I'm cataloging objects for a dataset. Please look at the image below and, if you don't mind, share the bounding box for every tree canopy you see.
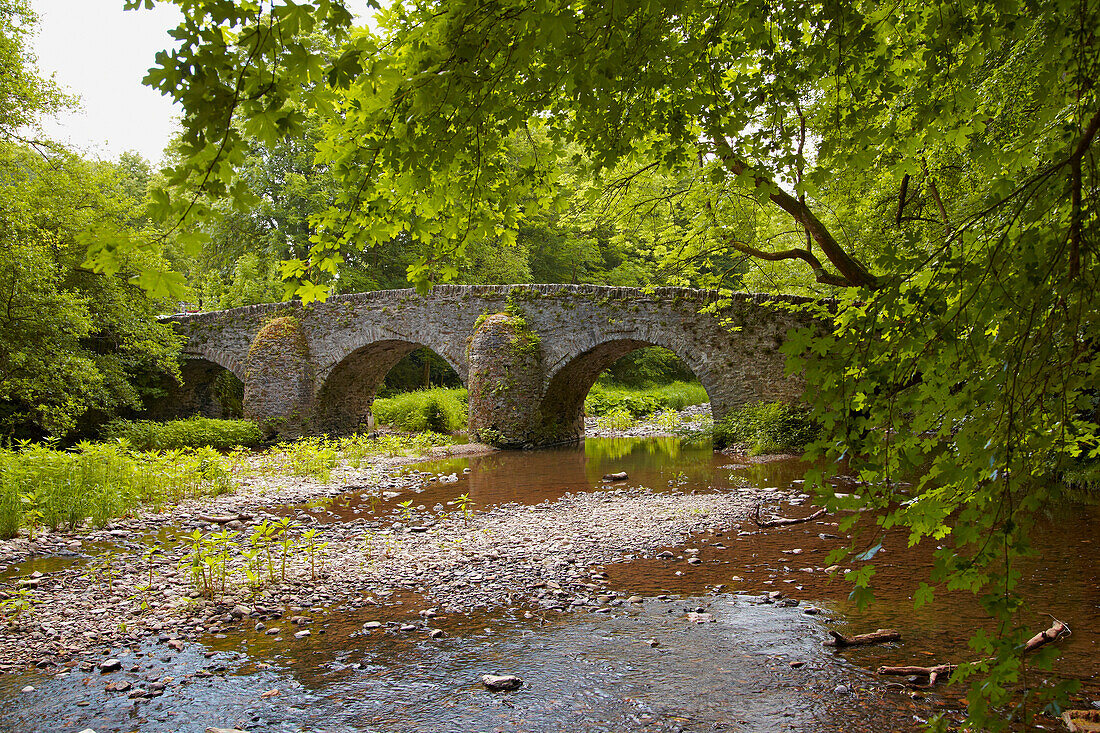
[83,0,1100,724]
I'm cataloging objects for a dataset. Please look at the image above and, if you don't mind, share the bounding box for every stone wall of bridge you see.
[161,284,815,446]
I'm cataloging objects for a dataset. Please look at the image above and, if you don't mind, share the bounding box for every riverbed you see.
[0,436,1096,732]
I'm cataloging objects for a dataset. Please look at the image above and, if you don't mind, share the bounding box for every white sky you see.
[29,0,373,164]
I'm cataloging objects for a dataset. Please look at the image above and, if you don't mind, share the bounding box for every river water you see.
[0,437,1096,732]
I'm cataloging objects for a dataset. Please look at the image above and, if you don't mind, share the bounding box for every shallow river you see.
[0,437,1096,732]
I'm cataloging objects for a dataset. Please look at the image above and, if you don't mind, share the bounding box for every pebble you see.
[20,685,34,693]
[834,684,850,695]
[294,630,311,638]
[98,659,122,673]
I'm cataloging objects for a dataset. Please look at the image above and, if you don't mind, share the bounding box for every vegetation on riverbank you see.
[0,441,234,539]
[101,417,263,451]
[0,432,453,541]
[371,387,468,433]
[713,402,821,455]
[585,381,708,418]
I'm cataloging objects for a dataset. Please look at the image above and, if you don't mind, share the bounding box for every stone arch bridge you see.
[159,284,813,447]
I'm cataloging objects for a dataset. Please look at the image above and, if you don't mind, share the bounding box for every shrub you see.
[101,417,262,451]
[371,387,468,433]
[0,441,234,539]
[585,381,709,417]
[713,401,820,455]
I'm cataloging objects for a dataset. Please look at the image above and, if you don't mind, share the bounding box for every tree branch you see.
[709,133,879,288]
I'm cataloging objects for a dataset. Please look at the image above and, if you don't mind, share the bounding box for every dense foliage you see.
[0,440,233,539]
[370,387,468,433]
[100,417,263,451]
[0,3,184,439]
[584,382,709,418]
[712,401,820,455]
[137,0,1099,725]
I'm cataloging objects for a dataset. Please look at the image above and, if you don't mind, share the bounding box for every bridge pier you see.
[242,316,315,436]
[467,312,564,447]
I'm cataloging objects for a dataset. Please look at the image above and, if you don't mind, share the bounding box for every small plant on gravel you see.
[181,529,211,597]
[241,547,265,594]
[652,409,682,432]
[596,409,635,431]
[301,528,328,580]
[0,588,36,625]
[249,519,279,583]
[142,545,164,587]
[455,493,476,523]
[275,517,299,581]
[210,528,239,595]
[397,499,415,521]
[85,550,121,592]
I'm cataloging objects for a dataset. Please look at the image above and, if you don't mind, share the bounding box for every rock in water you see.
[481,674,523,691]
[602,472,628,482]
[206,728,248,733]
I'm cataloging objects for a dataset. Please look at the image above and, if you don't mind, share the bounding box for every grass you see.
[0,430,455,540]
[101,417,262,451]
[712,401,820,455]
[0,440,235,539]
[585,381,709,418]
[371,387,468,433]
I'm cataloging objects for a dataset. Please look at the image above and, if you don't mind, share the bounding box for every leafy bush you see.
[0,441,234,539]
[713,401,820,455]
[585,381,709,417]
[101,417,262,451]
[371,387,468,433]
[595,409,636,431]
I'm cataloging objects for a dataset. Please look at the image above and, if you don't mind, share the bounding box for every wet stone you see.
[481,674,523,691]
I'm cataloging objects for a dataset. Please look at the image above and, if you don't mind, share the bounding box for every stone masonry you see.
[160,284,815,446]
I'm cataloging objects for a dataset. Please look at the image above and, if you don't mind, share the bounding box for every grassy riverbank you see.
[0,431,453,540]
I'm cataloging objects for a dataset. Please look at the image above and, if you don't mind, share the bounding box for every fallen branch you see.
[876,619,1070,686]
[753,504,827,528]
[198,513,254,524]
[878,663,958,686]
[824,628,902,647]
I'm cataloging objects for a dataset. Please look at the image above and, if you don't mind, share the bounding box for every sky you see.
[28,0,372,164]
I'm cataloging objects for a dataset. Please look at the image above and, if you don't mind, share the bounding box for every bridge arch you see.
[312,338,466,434]
[539,335,720,443]
[146,356,244,421]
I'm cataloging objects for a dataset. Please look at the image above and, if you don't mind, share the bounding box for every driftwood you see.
[876,619,1070,687]
[1062,709,1100,733]
[602,472,629,482]
[824,628,902,648]
[878,663,958,686]
[753,504,827,528]
[198,513,253,524]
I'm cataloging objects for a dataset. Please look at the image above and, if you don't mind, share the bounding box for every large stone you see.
[481,673,523,691]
